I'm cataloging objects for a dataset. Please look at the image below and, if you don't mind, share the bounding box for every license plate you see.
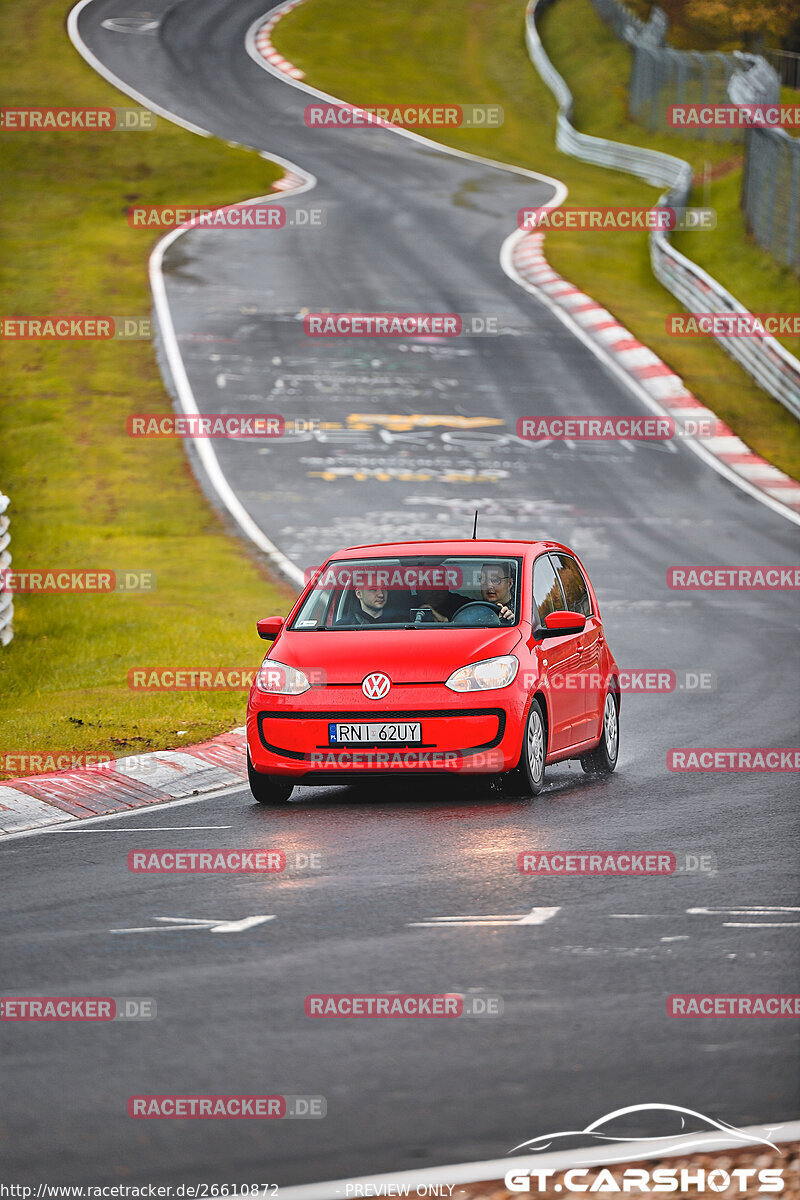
[328,722,422,745]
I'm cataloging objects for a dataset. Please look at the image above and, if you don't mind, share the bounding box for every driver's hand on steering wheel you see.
[498,604,514,621]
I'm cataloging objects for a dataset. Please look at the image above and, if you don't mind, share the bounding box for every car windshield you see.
[290,555,522,630]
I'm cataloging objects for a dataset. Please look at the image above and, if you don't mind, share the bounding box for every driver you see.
[480,562,515,622]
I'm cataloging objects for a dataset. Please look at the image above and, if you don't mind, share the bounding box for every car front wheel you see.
[580,691,619,775]
[505,697,547,797]
[247,751,294,804]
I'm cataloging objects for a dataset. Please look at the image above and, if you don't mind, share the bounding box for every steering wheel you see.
[451,601,503,627]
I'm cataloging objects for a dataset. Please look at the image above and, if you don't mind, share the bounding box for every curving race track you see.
[1,0,798,1188]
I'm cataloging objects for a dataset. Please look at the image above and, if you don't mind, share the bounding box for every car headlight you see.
[445,655,519,693]
[255,661,310,695]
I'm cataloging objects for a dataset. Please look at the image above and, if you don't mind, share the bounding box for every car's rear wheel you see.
[580,691,619,775]
[505,697,547,796]
[247,751,294,804]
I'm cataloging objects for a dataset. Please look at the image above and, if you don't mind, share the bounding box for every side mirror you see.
[534,610,587,639]
[257,616,284,641]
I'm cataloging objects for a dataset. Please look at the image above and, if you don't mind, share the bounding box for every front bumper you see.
[246,685,526,778]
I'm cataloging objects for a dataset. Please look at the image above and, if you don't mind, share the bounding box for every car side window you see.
[551,553,592,616]
[532,554,565,626]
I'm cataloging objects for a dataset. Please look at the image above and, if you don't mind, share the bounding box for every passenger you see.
[351,585,388,625]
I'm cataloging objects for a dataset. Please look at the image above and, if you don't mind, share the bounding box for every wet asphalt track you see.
[1,0,798,1188]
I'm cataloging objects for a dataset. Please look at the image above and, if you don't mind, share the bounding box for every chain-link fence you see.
[766,48,800,91]
[0,492,12,646]
[589,0,798,276]
[590,0,779,137]
[742,128,800,273]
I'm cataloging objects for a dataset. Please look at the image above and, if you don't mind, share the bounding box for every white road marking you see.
[46,825,233,832]
[110,915,275,934]
[408,906,560,928]
[724,922,800,928]
[0,782,249,845]
[688,906,800,914]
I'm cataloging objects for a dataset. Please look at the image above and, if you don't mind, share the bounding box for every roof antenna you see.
[472,509,479,540]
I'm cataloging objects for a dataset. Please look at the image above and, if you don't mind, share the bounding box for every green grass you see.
[0,0,296,774]
[274,0,800,479]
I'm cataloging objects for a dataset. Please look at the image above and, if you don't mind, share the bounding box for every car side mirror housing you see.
[257,616,284,641]
[534,610,587,639]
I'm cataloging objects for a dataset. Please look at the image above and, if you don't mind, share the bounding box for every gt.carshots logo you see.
[504,1105,788,1193]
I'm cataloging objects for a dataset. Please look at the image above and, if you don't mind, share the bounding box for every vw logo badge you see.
[362,672,391,700]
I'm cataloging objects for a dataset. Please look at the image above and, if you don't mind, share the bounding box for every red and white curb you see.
[510,231,800,516]
[252,0,305,79]
[0,728,248,835]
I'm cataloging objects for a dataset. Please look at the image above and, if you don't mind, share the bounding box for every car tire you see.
[506,697,547,797]
[580,690,619,775]
[247,751,294,804]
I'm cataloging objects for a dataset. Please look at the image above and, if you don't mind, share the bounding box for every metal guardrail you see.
[0,492,13,646]
[525,0,800,421]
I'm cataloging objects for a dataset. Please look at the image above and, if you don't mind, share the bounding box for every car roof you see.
[329,539,568,560]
